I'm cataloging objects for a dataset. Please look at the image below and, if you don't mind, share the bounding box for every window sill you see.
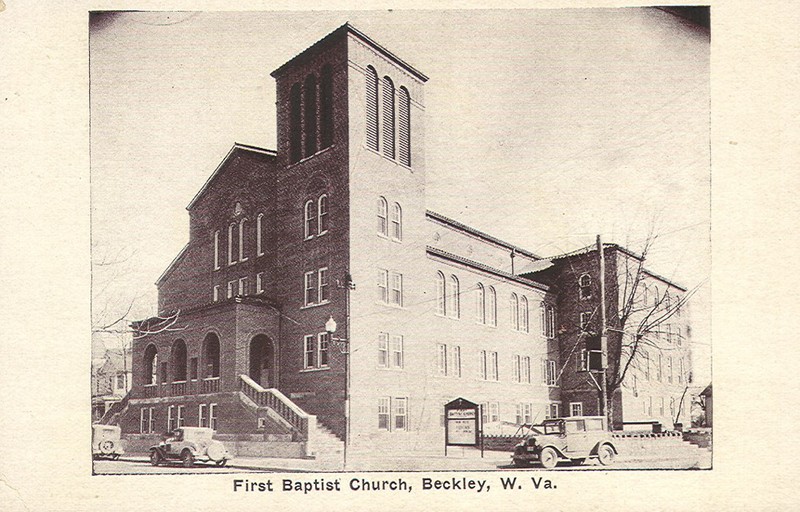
[363,145,413,172]
[301,300,330,310]
[300,367,331,373]
[377,366,405,372]
[376,302,405,310]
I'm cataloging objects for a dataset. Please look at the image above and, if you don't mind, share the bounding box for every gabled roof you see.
[543,243,688,291]
[186,143,276,211]
[156,243,188,286]
[426,210,542,260]
[271,22,429,82]
[427,246,549,292]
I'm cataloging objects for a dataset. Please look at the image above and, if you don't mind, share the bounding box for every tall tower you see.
[270,24,428,444]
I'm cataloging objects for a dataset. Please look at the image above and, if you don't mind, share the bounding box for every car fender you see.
[538,443,568,459]
[149,445,167,457]
[591,441,617,455]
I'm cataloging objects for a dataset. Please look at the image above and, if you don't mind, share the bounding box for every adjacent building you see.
[106,23,693,455]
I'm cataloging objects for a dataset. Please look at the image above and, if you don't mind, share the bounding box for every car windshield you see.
[543,421,563,435]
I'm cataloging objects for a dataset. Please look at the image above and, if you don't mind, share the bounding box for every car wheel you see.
[100,440,114,454]
[215,459,227,467]
[539,447,559,469]
[150,450,161,466]
[513,458,532,468]
[597,444,615,466]
[181,450,194,468]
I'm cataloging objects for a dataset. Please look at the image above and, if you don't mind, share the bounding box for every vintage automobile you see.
[92,424,125,460]
[149,427,230,467]
[512,416,617,468]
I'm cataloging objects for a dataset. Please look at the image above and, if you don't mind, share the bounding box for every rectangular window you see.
[213,230,220,270]
[189,358,198,381]
[516,404,523,425]
[546,360,556,386]
[481,403,488,425]
[547,305,556,338]
[489,351,499,381]
[198,404,208,428]
[256,272,264,294]
[378,397,390,430]
[209,403,218,430]
[304,335,315,369]
[437,344,447,376]
[378,333,389,367]
[239,219,247,262]
[391,335,403,368]
[548,403,560,419]
[659,397,665,416]
[238,277,248,296]
[643,351,650,380]
[116,373,125,389]
[524,403,532,424]
[668,357,673,383]
[147,407,155,433]
[570,402,583,416]
[678,358,684,384]
[677,327,682,346]
[522,356,531,383]
[394,398,408,431]
[648,396,652,417]
[513,355,521,382]
[257,214,264,256]
[213,285,221,302]
[540,303,547,336]
[390,272,403,306]
[489,402,499,422]
[140,408,148,433]
[227,280,235,299]
[450,345,461,378]
[177,405,185,427]
[657,354,662,382]
[167,405,176,431]
[318,333,329,368]
[580,311,592,331]
[479,350,487,380]
[578,349,588,372]
[318,268,329,303]
[304,271,316,306]
[378,269,389,303]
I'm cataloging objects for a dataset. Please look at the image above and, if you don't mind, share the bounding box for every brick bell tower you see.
[269,24,429,445]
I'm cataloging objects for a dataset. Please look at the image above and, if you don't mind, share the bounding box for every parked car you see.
[149,427,230,467]
[92,424,125,460]
[512,416,617,468]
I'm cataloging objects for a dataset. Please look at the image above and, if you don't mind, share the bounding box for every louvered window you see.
[398,86,411,166]
[382,76,395,158]
[365,66,379,151]
[289,84,302,164]
[303,74,318,158]
[320,65,334,149]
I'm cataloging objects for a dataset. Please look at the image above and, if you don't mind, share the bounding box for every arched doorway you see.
[203,333,220,379]
[249,335,274,388]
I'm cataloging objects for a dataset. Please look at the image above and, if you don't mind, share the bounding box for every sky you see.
[89,9,710,382]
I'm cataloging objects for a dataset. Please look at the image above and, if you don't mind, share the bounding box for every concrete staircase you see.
[312,423,344,456]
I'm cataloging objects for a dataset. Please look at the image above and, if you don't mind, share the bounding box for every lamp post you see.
[325,315,349,468]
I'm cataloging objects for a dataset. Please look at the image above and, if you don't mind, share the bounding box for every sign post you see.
[444,398,482,458]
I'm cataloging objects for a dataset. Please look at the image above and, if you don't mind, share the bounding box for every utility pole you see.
[597,235,609,428]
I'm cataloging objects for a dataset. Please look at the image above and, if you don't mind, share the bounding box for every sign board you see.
[444,397,480,447]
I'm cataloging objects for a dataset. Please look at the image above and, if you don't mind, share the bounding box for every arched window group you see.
[304,194,329,239]
[474,283,497,326]
[217,213,265,269]
[436,272,460,318]
[142,335,221,387]
[289,65,335,165]
[377,196,402,241]
[509,293,530,332]
[365,66,411,166]
[540,302,555,338]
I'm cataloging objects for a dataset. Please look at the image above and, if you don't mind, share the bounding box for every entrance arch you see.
[249,335,274,388]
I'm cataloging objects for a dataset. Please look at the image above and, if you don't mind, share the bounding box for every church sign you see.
[444,398,483,456]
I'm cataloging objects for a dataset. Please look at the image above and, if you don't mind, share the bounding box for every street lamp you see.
[325,315,349,467]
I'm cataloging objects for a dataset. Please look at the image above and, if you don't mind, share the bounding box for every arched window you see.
[540,302,546,336]
[289,83,302,164]
[475,283,486,324]
[510,293,519,330]
[391,202,402,241]
[204,333,220,379]
[144,344,158,385]
[213,230,220,270]
[398,86,411,166]
[382,76,395,158]
[653,286,660,308]
[520,295,529,332]
[487,286,497,326]
[377,196,388,236]
[320,64,334,149]
[579,273,592,299]
[365,66,379,151]
[239,217,248,262]
[171,340,187,382]
[304,200,316,239]
[436,271,446,316]
[303,73,318,158]
[227,222,237,265]
[256,213,264,256]
[448,275,460,318]
[318,194,328,235]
